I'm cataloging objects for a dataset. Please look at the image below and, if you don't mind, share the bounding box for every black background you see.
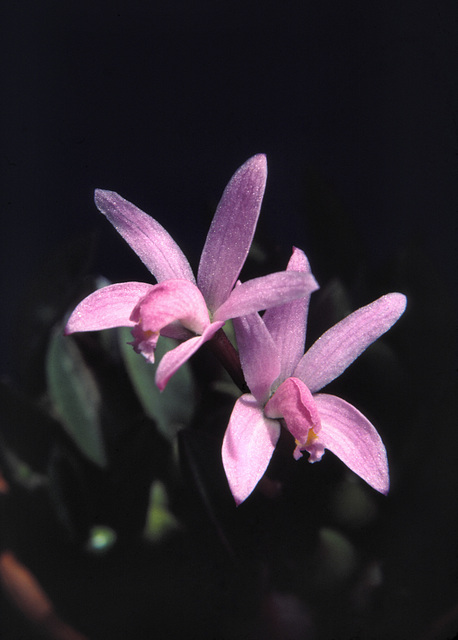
[1,0,456,373]
[1,2,457,639]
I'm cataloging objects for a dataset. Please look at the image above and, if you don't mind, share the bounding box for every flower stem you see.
[208,328,248,393]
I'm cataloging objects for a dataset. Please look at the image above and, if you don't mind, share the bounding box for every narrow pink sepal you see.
[313,393,389,494]
[294,293,407,393]
[94,189,195,284]
[265,377,321,444]
[197,155,267,312]
[263,248,317,381]
[213,271,319,323]
[233,313,281,404]
[130,279,210,336]
[222,394,280,505]
[64,282,153,334]
[155,321,224,391]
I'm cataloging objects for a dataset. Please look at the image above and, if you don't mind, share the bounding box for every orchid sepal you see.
[65,282,154,334]
[94,189,195,284]
[197,154,267,313]
[222,394,281,506]
[294,292,407,393]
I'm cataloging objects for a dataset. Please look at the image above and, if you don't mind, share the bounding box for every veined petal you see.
[64,282,153,334]
[94,189,195,284]
[155,321,224,391]
[213,271,318,322]
[197,155,267,312]
[263,248,317,382]
[312,394,389,495]
[222,394,280,505]
[294,293,407,393]
[233,313,281,404]
[130,279,210,336]
[265,377,321,445]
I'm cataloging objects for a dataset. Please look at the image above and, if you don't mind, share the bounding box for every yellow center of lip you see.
[295,427,319,450]
[143,328,159,339]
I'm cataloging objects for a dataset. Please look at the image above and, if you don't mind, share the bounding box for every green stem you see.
[208,328,248,393]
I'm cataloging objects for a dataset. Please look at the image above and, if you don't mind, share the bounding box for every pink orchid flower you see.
[65,155,317,390]
[222,248,407,505]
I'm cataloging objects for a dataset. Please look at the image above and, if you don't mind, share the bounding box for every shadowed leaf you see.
[118,328,196,441]
[46,327,107,468]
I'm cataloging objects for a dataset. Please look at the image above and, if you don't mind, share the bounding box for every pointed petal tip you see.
[376,292,407,328]
[240,154,267,180]
[94,188,129,211]
[222,395,280,507]
[390,292,407,314]
[247,152,267,166]
[94,187,112,203]
[380,481,390,496]
[371,474,390,495]
[155,364,172,392]
[94,188,119,213]
[368,466,390,495]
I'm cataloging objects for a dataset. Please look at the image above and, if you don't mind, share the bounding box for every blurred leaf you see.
[211,380,240,398]
[118,329,196,441]
[247,238,269,264]
[315,527,357,588]
[331,478,378,528]
[144,480,180,543]
[86,525,117,554]
[0,446,47,491]
[46,326,107,468]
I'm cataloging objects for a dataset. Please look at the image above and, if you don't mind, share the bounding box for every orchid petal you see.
[222,394,280,505]
[263,248,317,381]
[265,377,321,445]
[233,313,281,404]
[94,189,195,284]
[213,271,318,323]
[65,282,153,334]
[312,394,389,494]
[197,155,267,312]
[294,293,407,393]
[159,323,194,341]
[130,279,210,336]
[155,321,224,391]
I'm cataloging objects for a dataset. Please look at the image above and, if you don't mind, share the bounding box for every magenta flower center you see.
[264,377,322,459]
[128,279,212,360]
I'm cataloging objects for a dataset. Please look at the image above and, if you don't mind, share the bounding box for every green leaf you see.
[0,446,47,490]
[118,328,196,441]
[144,481,180,543]
[46,327,107,467]
[315,527,357,587]
[331,478,377,528]
[86,525,117,554]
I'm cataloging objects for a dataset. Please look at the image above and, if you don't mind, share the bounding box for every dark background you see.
[1,0,457,374]
[1,1,457,639]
